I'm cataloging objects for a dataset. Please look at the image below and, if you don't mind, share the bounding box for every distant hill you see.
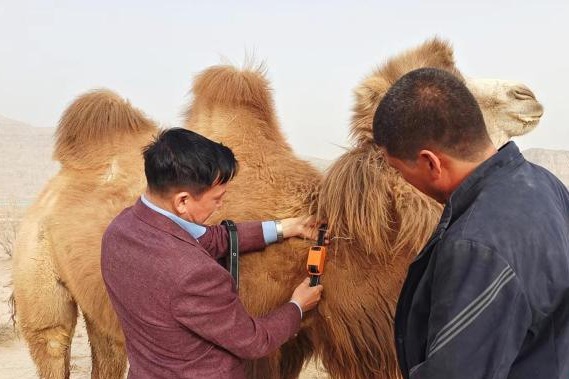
[0,114,34,129]
[523,148,569,187]
[0,115,58,207]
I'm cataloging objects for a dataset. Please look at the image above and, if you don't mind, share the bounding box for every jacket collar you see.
[438,141,525,231]
[132,198,199,246]
[140,195,207,239]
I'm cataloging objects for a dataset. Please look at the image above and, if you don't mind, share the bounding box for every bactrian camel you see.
[12,38,543,379]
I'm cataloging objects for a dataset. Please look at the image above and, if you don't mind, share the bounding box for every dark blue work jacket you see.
[395,142,569,379]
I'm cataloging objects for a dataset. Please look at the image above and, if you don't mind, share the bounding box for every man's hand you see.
[280,215,327,242]
[290,278,324,313]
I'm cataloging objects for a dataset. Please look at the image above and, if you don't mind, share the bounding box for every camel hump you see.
[53,89,156,168]
[190,64,273,116]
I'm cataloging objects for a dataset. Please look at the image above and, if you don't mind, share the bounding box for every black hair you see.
[143,128,238,196]
[372,67,492,161]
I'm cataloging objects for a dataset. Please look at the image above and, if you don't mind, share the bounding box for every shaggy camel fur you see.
[11,38,542,379]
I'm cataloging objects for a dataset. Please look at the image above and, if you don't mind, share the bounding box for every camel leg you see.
[12,219,79,379]
[83,314,127,379]
[280,331,314,379]
[244,333,314,379]
[14,276,78,379]
[245,355,282,379]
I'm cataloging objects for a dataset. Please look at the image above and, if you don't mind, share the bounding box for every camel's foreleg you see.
[245,354,282,379]
[280,331,315,379]
[83,314,127,379]
[243,332,314,379]
[13,273,78,379]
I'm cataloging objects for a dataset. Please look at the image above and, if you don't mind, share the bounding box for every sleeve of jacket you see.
[197,221,266,260]
[170,262,301,360]
[410,239,532,379]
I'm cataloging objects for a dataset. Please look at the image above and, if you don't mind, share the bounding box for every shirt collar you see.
[140,195,206,239]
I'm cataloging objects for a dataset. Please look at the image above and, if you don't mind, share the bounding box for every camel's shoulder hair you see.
[351,37,464,146]
[53,89,156,168]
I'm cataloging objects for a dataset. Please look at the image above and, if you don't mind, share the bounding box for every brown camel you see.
[11,38,542,379]
[184,38,544,379]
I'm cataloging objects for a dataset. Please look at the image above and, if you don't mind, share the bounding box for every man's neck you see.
[144,190,177,215]
[442,145,498,202]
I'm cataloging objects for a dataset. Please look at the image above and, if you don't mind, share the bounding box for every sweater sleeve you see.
[410,239,532,379]
[170,262,301,360]
[197,221,266,259]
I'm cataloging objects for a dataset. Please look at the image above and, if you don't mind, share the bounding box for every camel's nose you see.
[512,85,537,101]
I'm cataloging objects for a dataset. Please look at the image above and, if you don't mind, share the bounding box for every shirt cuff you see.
[261,221,278,245]
[289,300,303,319]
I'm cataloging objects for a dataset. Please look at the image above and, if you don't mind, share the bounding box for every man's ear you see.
[173,191,192,215]
[418,150,442,180]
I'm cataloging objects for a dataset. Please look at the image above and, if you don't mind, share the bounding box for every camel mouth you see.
[510,110,543,126]
[513,115,541,132]
[520,103,544,120]
[503,112,542,136]
[522,119,540,130]
[517,114,542,125]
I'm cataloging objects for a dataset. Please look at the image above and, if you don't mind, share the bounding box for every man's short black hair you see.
[143,128,238,196]
[372,67,492,161]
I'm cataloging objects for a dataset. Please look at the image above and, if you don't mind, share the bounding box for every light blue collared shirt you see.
[140,195,278,244]
[141,195,207,238]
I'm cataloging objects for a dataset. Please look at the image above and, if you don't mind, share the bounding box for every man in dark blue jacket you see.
[372,67,569,379]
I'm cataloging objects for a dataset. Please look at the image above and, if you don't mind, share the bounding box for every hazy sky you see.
[1,0,567,159]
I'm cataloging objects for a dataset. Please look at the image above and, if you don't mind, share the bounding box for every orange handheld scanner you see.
[307,224,327,287]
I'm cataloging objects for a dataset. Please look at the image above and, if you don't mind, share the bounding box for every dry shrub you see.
[0,199,22,258]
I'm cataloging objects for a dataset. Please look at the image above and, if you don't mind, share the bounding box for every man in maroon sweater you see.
[101,128,323,378]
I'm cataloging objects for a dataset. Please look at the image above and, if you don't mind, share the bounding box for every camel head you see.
[350,37,543,149]
[465,78,544,148]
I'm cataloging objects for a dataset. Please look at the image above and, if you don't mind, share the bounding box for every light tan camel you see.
[11,38,543,379]
[12,90,157,378]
